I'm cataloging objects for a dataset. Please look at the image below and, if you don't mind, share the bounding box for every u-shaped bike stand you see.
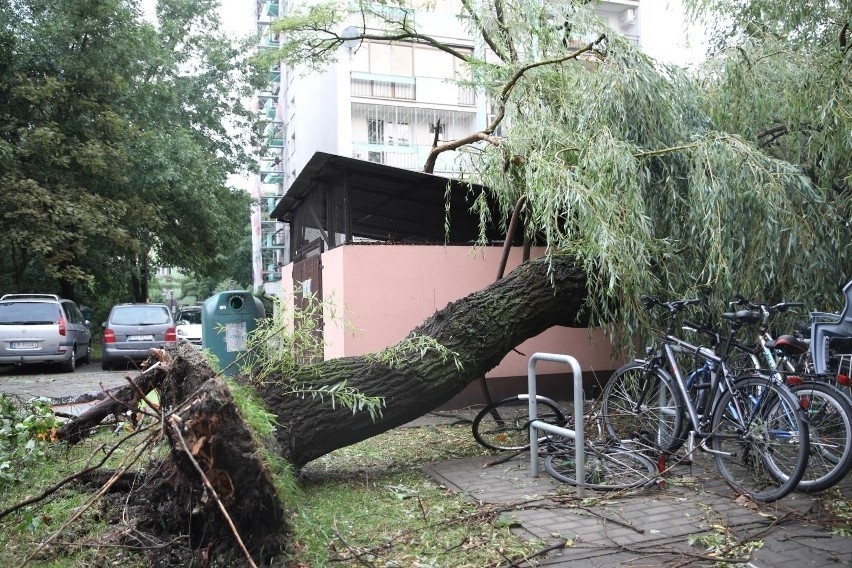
[527,352,585,497]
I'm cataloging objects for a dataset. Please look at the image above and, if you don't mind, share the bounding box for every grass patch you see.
[0,426,156,567]
[288,422,547,567]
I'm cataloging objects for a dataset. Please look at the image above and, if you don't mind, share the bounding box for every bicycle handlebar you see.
[640,295,700,312]
[729,295,804,313]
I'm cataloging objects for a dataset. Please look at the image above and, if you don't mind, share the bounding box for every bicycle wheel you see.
[544,442,657,491]
[601,361,684,453]
[472,395,566,452]
[786,381,852,493]
[710,376,810,503]
[727,349,761,377]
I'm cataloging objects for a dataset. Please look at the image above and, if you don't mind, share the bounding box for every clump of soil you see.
[69,346,292,566]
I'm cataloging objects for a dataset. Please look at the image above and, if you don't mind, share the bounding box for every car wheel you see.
[101,359,112,371]
[81,342,91,365]
[62,347,77,372]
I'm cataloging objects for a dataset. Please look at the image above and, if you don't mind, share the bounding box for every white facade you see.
[251,0,701,292]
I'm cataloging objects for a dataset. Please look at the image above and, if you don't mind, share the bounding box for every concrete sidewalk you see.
[423,450,851,567]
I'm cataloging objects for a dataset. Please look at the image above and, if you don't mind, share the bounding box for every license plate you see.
[127,335,154,342]
[11,341,38,349]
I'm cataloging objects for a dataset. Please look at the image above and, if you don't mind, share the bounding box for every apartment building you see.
[249,0,662,292]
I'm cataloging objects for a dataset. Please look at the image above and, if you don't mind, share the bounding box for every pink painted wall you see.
[282,245,620,380]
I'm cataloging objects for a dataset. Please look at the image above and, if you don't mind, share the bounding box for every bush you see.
[0,395,59,484]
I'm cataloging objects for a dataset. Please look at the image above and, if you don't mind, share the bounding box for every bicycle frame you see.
[639,306,795,453]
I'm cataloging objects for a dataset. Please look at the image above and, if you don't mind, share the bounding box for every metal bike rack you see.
[527,352,585,497]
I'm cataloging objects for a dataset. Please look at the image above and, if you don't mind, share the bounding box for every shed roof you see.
[269,152,514,244]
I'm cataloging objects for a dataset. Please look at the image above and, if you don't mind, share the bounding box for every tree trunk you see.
[257,254,588,467]
[59,255,588,466]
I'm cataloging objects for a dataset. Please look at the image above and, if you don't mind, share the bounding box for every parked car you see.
[0,293,92,372]
[101,303,176,370]
[175,306,202,349]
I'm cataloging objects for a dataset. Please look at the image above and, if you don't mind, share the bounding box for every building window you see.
[387,122,409,145]
[352,41,414,76]
[368,118,384,144]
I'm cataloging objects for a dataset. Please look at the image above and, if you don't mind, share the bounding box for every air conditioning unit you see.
[620,8,637,29]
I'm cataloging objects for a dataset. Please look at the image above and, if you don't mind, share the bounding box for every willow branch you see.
[422,33,607,173]
[493,0,517,61]
[459,0,510,61]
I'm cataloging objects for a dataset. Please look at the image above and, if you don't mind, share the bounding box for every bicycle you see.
[471,394,658,491]
[722,297,852,492]
[601,296,811,503]
[472,394,566,452]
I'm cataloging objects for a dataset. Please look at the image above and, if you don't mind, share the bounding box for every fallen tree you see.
[50,254,586,564]
[58,254,587,459]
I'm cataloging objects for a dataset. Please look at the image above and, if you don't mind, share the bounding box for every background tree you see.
[0,0,260,309]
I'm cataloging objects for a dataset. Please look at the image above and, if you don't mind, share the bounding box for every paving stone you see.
[423,452,851,568]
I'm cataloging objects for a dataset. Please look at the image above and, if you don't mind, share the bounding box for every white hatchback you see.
[175,306,203,349]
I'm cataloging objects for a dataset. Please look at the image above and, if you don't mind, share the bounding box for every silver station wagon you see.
[0,294,92,372]
[101,303,176,370]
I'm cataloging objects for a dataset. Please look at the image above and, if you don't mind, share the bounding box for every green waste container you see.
[202,291,266,375]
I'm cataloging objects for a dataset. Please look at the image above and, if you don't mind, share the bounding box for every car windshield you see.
[0,302,59,325]
[111,306,171,326]
[177,310,201,325]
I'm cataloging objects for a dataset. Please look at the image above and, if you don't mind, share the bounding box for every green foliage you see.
[368,332,464,372]
[270,0,849,350]
[0,396,59,484]
[0,0,262,302]
[245,293,385,421]
[689,526,764,566]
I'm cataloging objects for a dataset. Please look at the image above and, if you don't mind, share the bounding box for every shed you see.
[270,152,618,407]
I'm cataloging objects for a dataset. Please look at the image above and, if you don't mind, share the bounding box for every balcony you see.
[263,121,284,147]
[260,33,281,49]
[351,143,470,173]
[262,171,285,185]
[263,98,277,119]
[351,72,415,101]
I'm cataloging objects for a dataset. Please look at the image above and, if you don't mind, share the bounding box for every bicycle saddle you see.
[766,334,808,356]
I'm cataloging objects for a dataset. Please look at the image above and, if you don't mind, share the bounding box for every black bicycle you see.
[601,296,811,503]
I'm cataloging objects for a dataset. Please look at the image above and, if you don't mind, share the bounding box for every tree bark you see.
[256,254,588,467]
